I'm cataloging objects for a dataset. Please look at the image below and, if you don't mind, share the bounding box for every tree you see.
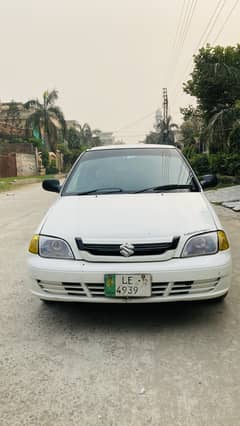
[67,127,82,150]
[180,106,205,154]
[24,90,66,152]
[144,116,178,145]
[156,116,178,145]
[145,132,160,144]
[91,129,102,147]
[77,123,93,146]
[183,45,240,153]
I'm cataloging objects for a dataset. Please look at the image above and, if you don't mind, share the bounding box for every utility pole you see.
[163,88,168,124]
[162,88,168,144]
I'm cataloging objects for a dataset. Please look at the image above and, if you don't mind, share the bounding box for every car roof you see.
[87,144,176,151]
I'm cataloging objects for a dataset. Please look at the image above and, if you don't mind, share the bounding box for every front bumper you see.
[27,251,232,303]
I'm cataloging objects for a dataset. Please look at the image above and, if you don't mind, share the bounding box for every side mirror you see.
[42,179,61,193]
[200,174,218,189]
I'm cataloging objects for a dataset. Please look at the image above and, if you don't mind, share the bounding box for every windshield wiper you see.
[135,184,193,193]
[73,187,125,196]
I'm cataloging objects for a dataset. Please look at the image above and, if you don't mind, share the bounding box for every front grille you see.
[38,278,219,298]
[75,237,180,257]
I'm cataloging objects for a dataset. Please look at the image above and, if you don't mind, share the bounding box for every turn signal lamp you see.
[29,235,39,254]
[218,231,230,251]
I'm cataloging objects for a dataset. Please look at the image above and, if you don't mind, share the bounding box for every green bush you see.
[41,149,49,169]
[188,154,210,176]
[209,153,240,176]
[188,152,240,178]
[46,160,59,175]
[183,144,198,159]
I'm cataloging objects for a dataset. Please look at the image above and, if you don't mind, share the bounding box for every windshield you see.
[62,148,199,195]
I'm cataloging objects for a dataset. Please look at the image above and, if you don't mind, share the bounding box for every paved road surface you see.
[0,184,240,426]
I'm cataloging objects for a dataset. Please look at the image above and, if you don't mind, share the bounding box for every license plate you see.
[104,274,151,297]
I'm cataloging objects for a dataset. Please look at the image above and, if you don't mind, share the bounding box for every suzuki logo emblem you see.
[120,243,135,257]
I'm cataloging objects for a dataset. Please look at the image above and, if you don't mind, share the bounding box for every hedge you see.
[187,153,240,177]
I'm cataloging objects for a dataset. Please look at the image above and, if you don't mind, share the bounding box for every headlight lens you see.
[218,230,230,251]
[39,236,74,259]
[181,232,218,258]
[29,235,39,254]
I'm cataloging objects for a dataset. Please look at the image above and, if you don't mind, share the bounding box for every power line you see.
[172,0,187,50]
[169,0,225,102]
[166,0,198,89]
[163,0,188,86]
[115,0,233,139]
[177,0,194,49]
[203,0,226,43]
[114,110,155,134]
[213,0,240,43]
[180,0,198,49]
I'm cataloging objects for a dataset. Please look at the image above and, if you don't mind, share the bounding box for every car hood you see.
[41,193,216,243]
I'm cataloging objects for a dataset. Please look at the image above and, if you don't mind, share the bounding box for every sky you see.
[0,0,239,143]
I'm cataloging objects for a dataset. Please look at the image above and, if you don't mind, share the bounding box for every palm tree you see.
[156,116,178,145]
[24,90,66,152]
[77,123,92,146]
[207,103,240,153]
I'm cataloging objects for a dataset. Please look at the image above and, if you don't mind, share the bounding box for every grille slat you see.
[188,287,216,294]
[40,288,67,294]
[38,278,219,298]
[75,237,180,257]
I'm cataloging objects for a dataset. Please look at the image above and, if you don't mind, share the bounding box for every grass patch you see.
[208,182,238,190]
[0,175,56,193]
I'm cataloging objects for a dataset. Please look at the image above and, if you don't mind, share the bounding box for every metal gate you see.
[0,153,17,177]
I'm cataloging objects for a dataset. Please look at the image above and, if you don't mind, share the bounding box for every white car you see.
[28,144,232,304]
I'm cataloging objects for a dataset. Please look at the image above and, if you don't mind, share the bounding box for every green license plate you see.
[104,274,151,297]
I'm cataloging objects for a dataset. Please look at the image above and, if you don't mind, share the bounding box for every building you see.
[98,132,115,145]
[0,102,35,138]
[0,142,38,177]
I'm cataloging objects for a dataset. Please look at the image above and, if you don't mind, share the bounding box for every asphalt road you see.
[0,184,240,426]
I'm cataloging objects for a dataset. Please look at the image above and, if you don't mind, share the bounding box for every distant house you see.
[0,142,38,178]
[0,102,35,138]
[98,131,115,145]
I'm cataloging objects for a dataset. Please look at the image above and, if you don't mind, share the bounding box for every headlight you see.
[217,230,230,251]
[181,232,219,258]
[38,236,74,259]
[29,235,39,254]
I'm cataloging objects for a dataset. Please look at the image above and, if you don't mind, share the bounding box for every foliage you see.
[62,148,85,171]
[187,152,240,177]
[209,153,240,176]
[41,149,49,169]
[57,142,86,172]
[156,116,178,145]
[180,106,205,153]
[0,175,56,193]
[184,45,240,120]
[145,132,160,144]
[183,45,240,153]
[145,116,178,145]
[24,90,66,152]
[188,154,210,176]
[183,143,198,159]
[66,124,101,151]
[46,160,59,175]
[67,127,82,149]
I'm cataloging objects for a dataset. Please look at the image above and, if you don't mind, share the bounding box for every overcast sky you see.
[0,0,239,143]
